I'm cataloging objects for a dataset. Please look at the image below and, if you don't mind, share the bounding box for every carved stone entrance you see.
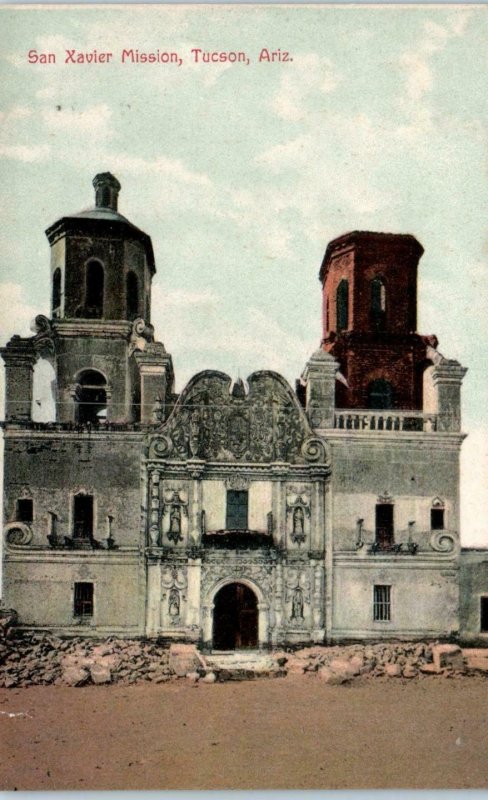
[213,582,258,650]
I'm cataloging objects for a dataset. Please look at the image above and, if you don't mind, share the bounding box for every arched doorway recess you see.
[213,582,258,650]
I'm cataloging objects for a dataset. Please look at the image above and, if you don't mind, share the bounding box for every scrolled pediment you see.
[148,369,329,465]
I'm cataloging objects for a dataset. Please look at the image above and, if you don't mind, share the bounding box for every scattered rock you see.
[402,665,418,678]
[431,644,465,672]
[90,664,112,685]
[202,672,217,683]
[419,663,441,674]
[385,663,402,678]
[329,658,356,679]
[186,671,200,682]
[349,655,364,675]
[317,666,347,685]
[62,666,89,687]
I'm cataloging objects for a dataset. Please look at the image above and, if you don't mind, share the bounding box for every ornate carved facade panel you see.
[148,370,330,466]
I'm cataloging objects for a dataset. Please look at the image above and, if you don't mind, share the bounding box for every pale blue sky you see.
[0,5,486,543]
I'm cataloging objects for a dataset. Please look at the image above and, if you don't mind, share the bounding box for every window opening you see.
[74,582,94,617]
[373,585,391,621]
[368,379,394,410]
[375,503,394,548]
[76,370,107,425]
[481,597,488,633]
[431,508,445,530]
[17,498,33,523]
[371,277,386,331]
[73,494,94,540]
[52,268,62,318]
[126,271,139,320]
[85,260,104,318]
[226,490,249,530]
[336,279,349,332]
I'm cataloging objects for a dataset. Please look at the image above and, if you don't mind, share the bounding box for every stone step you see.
[204,650,282,679]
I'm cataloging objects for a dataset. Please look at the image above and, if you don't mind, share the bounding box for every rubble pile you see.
[275,641,484,684]
[0,634,172,688]
[0,631,486,688]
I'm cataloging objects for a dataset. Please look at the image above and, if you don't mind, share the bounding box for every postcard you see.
[0,3,487,793]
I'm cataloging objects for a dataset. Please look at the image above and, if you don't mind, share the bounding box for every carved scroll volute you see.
[430,530,457,553]
[5,522,33,547]
[149,470,161,546]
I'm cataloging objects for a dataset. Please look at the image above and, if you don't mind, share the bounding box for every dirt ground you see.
[0,675,487,791]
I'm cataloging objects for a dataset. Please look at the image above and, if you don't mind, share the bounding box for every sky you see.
[0,4,486,545]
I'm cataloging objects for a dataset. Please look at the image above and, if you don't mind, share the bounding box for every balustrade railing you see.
[334,409,437,433]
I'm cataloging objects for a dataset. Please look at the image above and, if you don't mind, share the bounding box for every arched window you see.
[52,268,62,318]
[126,271,139,320]
[85,260,104,318]
[371,277,386,330]
[336,279,349,332]
[76,370,107,425]
[367,378,394,410]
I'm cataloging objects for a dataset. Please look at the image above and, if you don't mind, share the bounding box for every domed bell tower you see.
[43,173,173,425]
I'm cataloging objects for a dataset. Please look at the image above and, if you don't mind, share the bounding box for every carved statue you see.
[168,504,182,542]
[292,506,305,538]
[291,586,304,620]
[168,586,180,620]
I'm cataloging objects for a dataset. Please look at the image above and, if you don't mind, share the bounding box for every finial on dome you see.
[93,172,121,211]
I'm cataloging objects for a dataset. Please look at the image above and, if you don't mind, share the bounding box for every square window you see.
[373,584,391,621]
[226,490,248,530]
[431,508,445,530]
[74,582,94,617]
[16,498,33,523]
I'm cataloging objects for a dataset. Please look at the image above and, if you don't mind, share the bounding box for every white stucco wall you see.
[332,562,459,639]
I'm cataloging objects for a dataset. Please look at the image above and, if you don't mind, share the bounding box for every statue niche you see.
[285,569,311,626]
[161,488,189,544]
[161,566,187,626]
[286,487,311,546]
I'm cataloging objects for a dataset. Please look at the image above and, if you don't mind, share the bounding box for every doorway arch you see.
[212,582,258,650]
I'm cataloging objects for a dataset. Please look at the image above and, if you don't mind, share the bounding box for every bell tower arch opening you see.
[75,369,107,425]
[212,582,258,650]
[336,278,349,332]
[370,276,386,331]
[85,260,105,318]
[52,267,62,319]
[126,270,139,320]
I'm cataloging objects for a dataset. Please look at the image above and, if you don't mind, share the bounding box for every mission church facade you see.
[2,174,487,647]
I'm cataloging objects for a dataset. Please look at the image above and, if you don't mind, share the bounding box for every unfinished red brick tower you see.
[320,231,432,411]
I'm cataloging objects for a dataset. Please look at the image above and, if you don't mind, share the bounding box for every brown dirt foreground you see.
[0,675,487,791]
